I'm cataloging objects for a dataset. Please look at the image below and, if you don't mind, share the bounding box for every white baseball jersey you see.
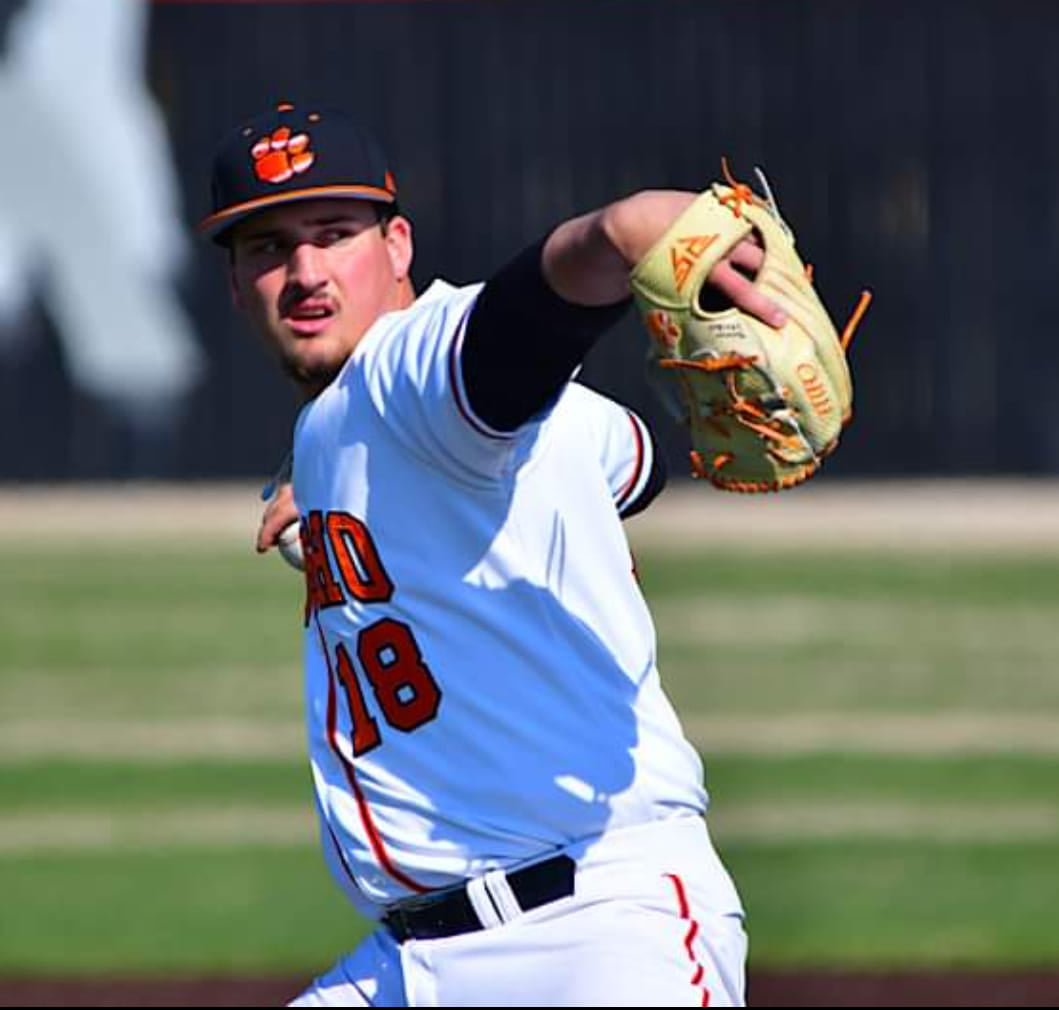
[292,279,708,914]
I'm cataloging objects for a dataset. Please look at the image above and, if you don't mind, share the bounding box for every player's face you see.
[229,198,413,395]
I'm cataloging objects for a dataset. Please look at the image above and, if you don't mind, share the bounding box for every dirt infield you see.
[6,478,1059,553]
[626,477,1059,555]
[2,970,1058,1007]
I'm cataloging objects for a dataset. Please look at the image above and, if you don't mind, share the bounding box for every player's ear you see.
[383,215,413,282]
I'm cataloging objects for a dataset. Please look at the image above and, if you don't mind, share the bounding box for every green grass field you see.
[2,538,1057,974]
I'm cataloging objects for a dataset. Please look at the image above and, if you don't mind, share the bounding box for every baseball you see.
[276,520,304,571]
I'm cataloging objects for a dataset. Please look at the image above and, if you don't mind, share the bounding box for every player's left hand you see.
[706,238,786,329]
[629,169,868,492]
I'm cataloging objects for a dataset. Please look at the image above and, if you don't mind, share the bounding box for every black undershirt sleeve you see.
[619,436,667,519]
[461,237,631,432]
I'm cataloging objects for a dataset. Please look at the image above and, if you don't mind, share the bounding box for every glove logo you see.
[670,234,718,292]
[796,362,834,418]
[250,127,315,185]
[645,309,681,350]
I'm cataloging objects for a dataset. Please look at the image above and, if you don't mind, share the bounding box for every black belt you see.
[382,853,575,942]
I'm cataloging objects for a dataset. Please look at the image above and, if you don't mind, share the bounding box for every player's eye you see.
[315,228,353,247]
[247,237,285,257]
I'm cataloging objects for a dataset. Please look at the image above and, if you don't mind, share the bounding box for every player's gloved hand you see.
[630,163,871,493]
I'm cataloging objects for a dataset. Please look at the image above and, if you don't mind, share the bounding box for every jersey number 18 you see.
[303,510,442,755]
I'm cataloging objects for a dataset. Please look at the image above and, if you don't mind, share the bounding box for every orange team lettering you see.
[327,512,395,603]
[670,234,719,292]
[304,510,398,622]
[795,362,833,418]
[302,511,345,624]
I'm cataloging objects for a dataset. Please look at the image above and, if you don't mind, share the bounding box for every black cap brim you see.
[199,184,397,244]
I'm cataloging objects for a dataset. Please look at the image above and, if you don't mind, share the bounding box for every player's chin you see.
[280,347,345,390]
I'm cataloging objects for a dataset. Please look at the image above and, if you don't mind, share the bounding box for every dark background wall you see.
[5,0,1059,481]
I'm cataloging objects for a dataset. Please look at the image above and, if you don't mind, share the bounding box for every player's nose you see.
[287,241,327,290]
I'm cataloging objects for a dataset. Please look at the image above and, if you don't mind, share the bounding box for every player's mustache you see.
[279,284,333,318]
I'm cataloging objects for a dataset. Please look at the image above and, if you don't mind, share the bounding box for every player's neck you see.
[394,277,416,310]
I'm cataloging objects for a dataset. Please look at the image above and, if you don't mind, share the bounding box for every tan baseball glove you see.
[629,165,870,492]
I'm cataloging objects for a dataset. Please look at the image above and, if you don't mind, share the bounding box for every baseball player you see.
[203,102,784,1007]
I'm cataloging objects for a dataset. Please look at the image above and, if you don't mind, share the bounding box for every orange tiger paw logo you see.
[251,127,314,184]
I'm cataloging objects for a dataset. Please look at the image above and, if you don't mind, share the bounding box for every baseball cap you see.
[199,102,398,244]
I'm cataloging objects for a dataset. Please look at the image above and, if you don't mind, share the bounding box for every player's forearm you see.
[541,191,697,306]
